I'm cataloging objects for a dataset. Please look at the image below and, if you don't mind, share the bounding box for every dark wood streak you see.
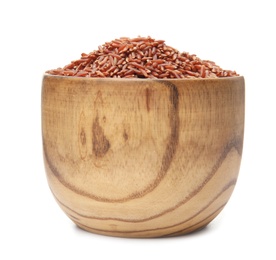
[158,81,180,180]
[92,115,110,157]
[74,204,225,237]
[65,212,80,222]
[43,81,180,202]
[162,204,226,237]
[52,178,236,236]
[68,180,234,236]
[46,130,241,222]
[123,129,128,141]
[78,111,87,160]
[80,128,86,146]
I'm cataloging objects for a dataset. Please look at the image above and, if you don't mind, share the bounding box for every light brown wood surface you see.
[42,75,245,237]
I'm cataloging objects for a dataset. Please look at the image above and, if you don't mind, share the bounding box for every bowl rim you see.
[43,73,244,82]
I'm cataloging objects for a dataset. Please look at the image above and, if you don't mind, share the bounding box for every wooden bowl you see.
[42,74,245,238]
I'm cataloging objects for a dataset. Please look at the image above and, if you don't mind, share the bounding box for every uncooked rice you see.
[46,36,239,79]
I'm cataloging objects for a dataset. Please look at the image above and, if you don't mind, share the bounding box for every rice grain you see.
[46,36,239,79]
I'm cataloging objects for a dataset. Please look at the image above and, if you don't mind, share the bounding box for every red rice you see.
[46,36,239,79]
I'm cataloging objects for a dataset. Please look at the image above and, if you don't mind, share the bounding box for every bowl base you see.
[72,216,217,238]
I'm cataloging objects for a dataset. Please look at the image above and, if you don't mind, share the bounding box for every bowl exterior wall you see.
[42,75,245,237]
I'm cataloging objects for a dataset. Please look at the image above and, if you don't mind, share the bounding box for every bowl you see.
[42,74,245,238]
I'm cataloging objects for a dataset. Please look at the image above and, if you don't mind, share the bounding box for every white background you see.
[1,0,275,259]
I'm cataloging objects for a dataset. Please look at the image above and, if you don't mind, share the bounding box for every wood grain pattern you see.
[42,75,245,237]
